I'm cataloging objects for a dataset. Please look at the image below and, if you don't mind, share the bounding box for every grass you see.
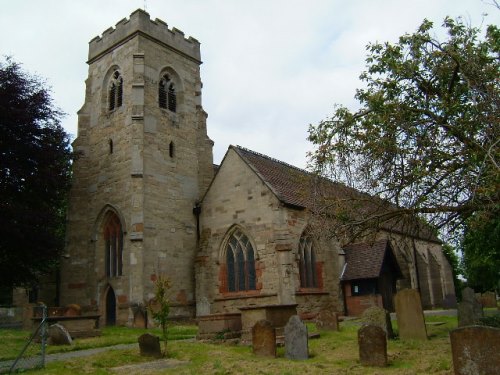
[1,315,459,374]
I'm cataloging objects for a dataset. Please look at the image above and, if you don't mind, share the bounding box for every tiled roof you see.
[229,145,440,243]
[341,240,401,281]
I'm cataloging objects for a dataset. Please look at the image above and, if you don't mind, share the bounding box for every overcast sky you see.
[1,0,498,167]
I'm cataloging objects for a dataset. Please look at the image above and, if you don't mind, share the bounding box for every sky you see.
[1,0,498,168]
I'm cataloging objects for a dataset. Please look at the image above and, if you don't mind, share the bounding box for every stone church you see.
[58,9,456,327]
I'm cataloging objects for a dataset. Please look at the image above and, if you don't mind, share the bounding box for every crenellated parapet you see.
[88,8,201,63]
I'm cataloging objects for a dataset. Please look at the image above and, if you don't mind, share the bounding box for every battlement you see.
[88,9,201,63]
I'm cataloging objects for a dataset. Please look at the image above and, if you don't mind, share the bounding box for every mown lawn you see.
[0,315,463,374]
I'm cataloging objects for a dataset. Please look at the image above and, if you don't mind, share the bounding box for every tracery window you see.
[104,213,123,277]
[159,74,176,112]
[225,229,256,292]
[108,70,123,111]
[298,235,318,288]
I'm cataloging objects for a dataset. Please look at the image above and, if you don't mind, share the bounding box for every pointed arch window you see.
[225,230,256,292]
[104,213,123,277]
[299,235,318,288]
[159,74,176,112]
[108,70,123,111]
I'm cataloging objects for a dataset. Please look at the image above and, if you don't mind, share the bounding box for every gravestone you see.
[48,323,73,345]
[480,292,497,308]
[450,326,500,375]
[252,319,276,357]
[361,306,394,339]
[133,309,147,328]
[458,287,484,327]
[394,289,427,340]
[138,333,162,358]
[315,310,339,331]
[358,325,387,367]
[284,315,308,360]
[64,304,81,317]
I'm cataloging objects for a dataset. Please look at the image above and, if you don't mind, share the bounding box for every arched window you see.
[224,229,256,292]
[104,213,123,277]
[298,234,318,288]
[108,70,123,111]
[159,74,176,112]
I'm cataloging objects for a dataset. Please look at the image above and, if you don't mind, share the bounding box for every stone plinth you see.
[197,313,242,340]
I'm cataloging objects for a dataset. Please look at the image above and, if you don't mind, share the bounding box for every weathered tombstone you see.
[458,287,484,327]
[252,319,276,357]
[133,309,147,328]
[48,323,73,345]
[480,292,497,308]
[394,289,427,340]
[358,325,387,367]
[361,306,394,339]
[315,310,339,331]
[284,315,308,360]
[138,333,162,358]
[450,326,500,375]
[64,304,81,317]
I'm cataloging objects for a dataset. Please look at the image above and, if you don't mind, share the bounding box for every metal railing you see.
[7,304,47,373]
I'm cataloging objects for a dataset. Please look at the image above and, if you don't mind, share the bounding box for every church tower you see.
[60,9,214,324]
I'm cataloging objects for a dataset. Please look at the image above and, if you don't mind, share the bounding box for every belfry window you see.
[104,213,123,277]
[159,74,176,112]
[225,230,256,292]
[108,71,123,111]
[298,235,318,288]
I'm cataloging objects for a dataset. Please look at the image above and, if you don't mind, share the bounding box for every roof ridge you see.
[234,145,311,175]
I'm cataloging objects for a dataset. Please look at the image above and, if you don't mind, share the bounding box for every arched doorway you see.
[105,286,116,326]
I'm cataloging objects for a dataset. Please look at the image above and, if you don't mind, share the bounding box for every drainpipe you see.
[193,201,201,242]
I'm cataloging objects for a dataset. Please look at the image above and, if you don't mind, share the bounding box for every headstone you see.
[252,320,276,357]
[358,325,387,367]
[315,310,339,331]
[394,289,427,340]
[480,292,497,308]
[284,315,308,360]
[64,304,81,317]
[458,287,484,327]
[48,323,73,345]
[133,309,147,328]
[450,326,500,375]
[361,306,394,339]
[138,333,162,358]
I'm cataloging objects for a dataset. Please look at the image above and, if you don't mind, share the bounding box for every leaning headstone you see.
[358,325,387,367]
[315,310,339,331]
[48,323,73,345]
[138,333,162,358]
[480,292,497,308]
[458,287,484,327]
[284,315,308,360]
[361,306,394,339]
[394,289,427,340]
[252,320,276,357]
[450,326,500,375]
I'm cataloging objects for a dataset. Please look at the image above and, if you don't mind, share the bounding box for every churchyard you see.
[3,313,495,375]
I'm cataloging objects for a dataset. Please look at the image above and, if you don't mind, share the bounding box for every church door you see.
[105,286,116,326]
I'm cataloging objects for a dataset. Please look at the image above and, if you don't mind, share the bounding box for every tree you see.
[461,214,500,292]
[308,17,499,243]
[0,58,72,289]
[149,275,171,356]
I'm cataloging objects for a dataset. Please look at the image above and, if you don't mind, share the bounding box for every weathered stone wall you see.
[197,149,341,317]
[61,9,213,324]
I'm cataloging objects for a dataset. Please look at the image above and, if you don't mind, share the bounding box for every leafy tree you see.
[308,17,499,242]
[0,58,72,289]
[149,275,171,356]
[462,214,500,292]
